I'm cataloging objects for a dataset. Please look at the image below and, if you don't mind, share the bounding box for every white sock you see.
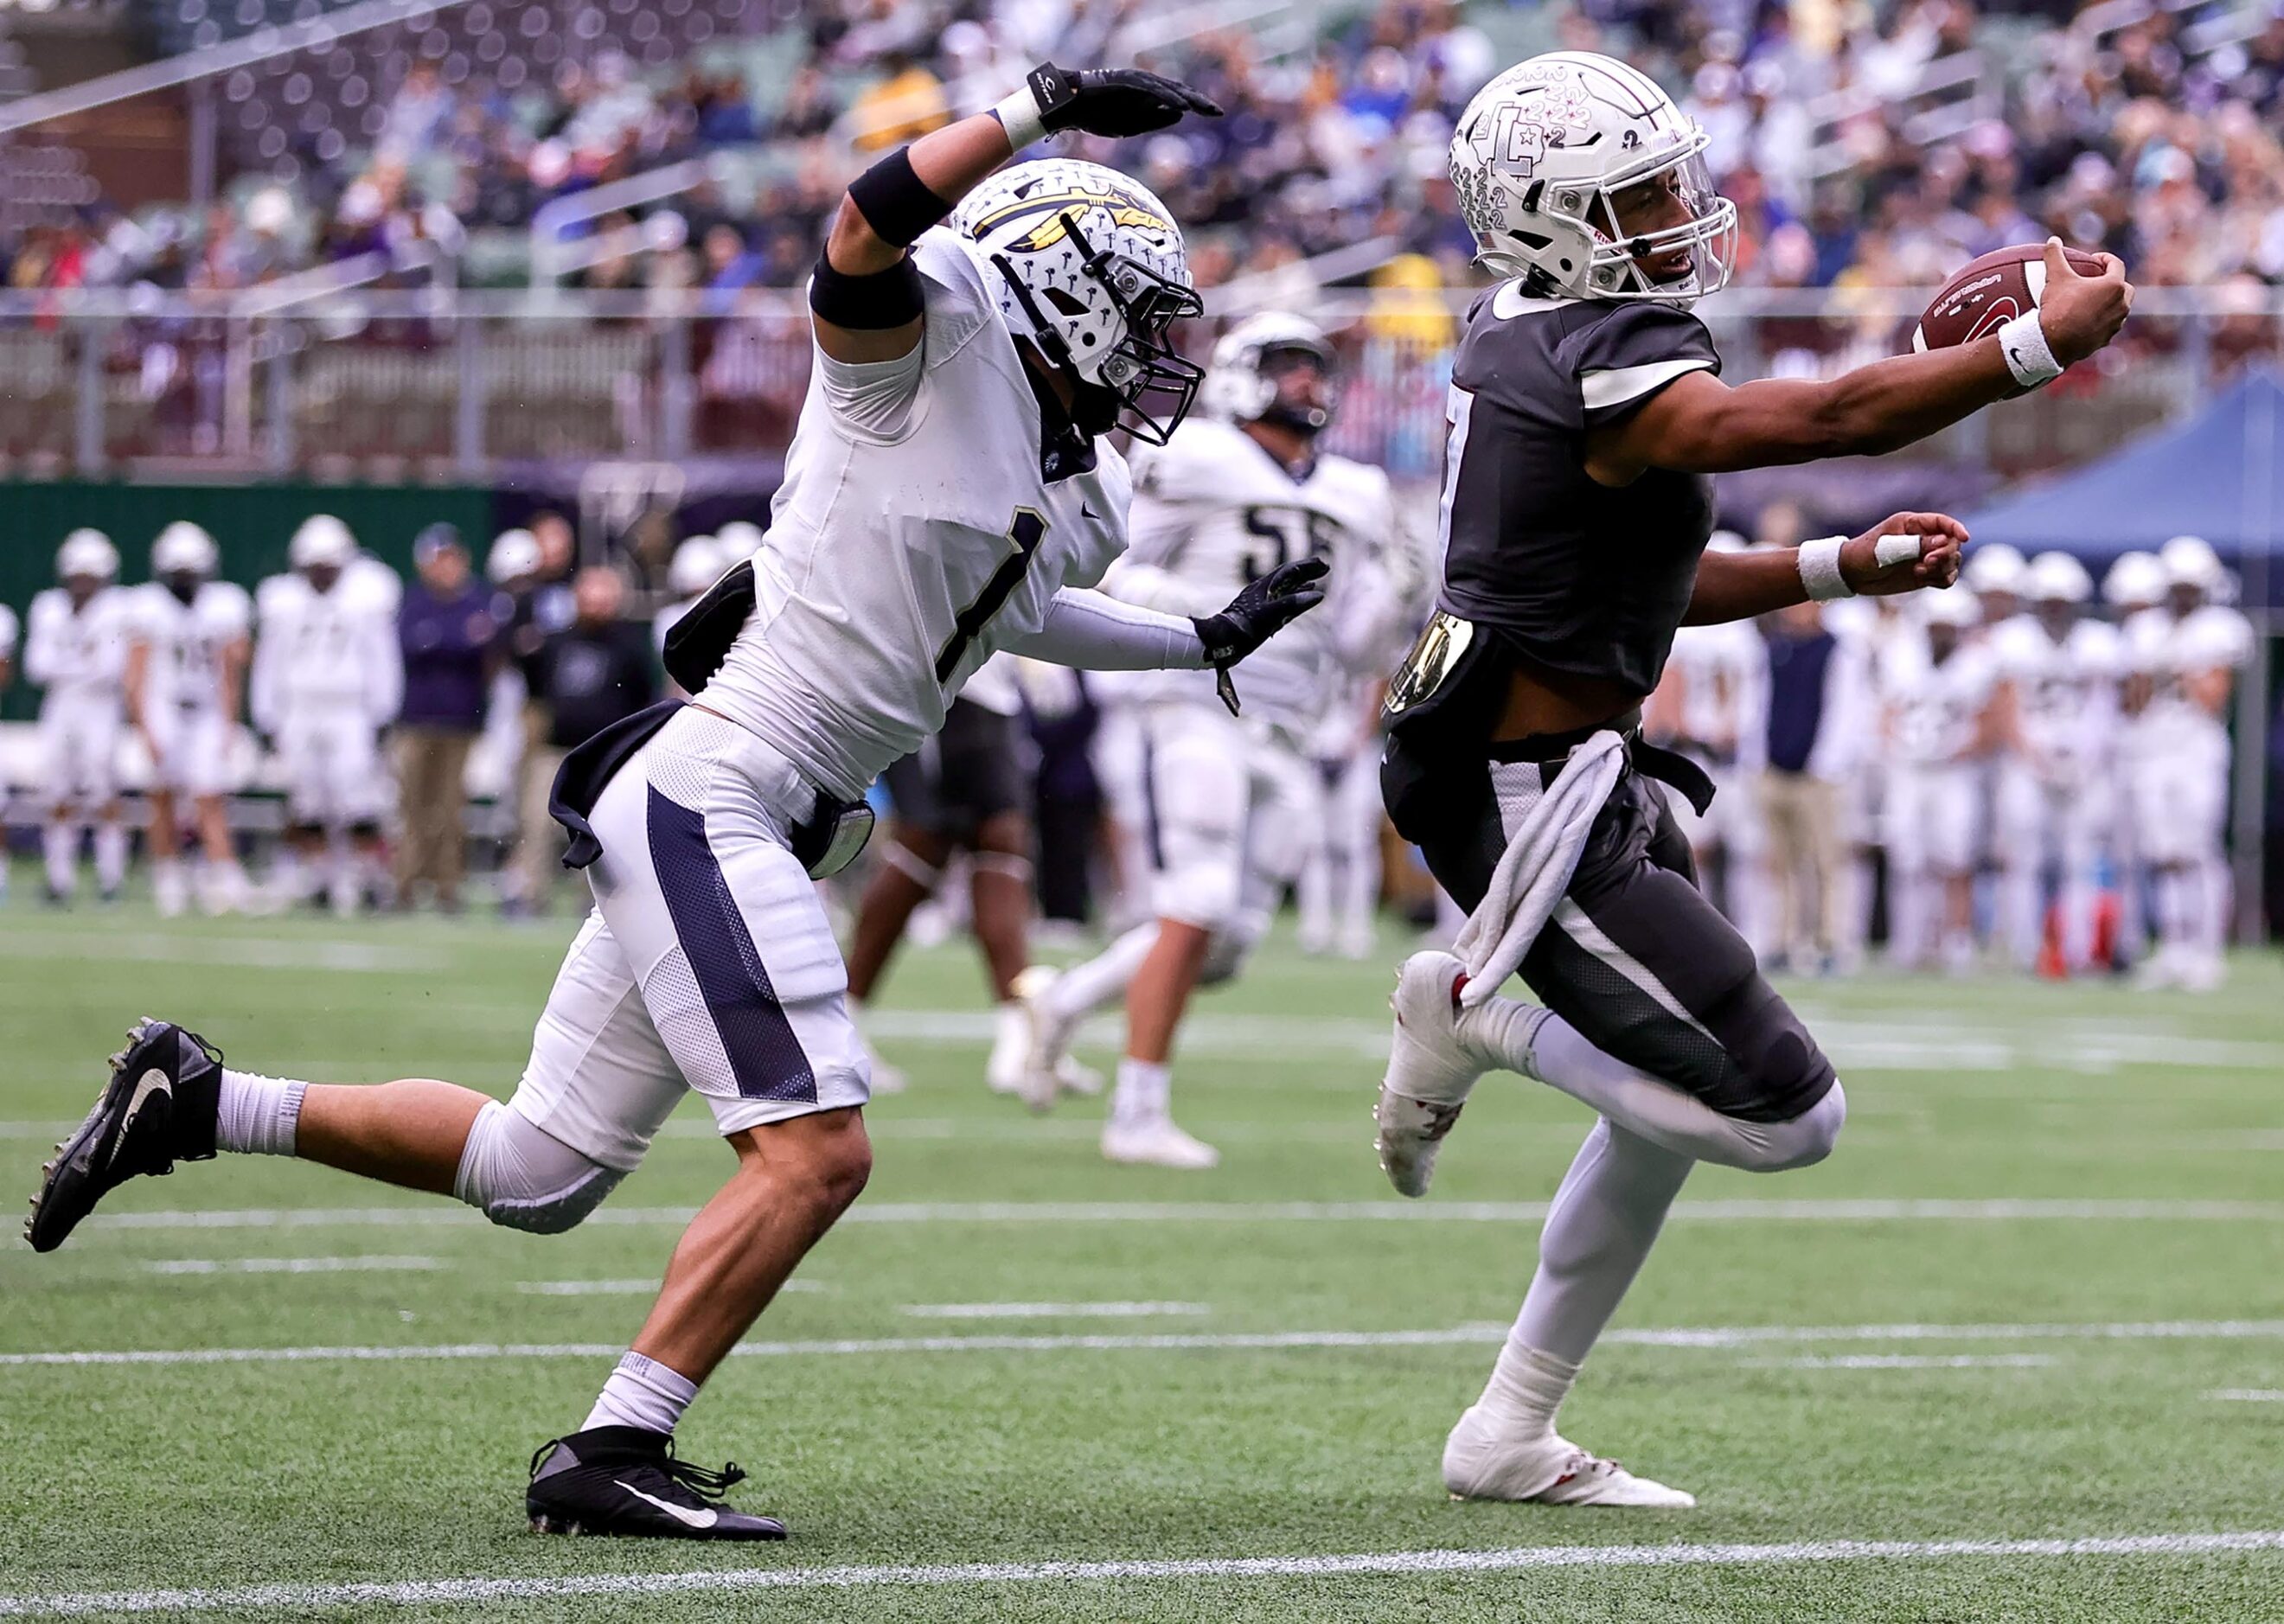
[43,824,77,898]
[1049,923,1159,1022]
[94,822,128,893]
[216,1070,308,1156]
[583,1351,699,1435]
[1110,1057,1169,1127]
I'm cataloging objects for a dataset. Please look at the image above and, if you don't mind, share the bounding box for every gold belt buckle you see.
[1383,611,1475,720]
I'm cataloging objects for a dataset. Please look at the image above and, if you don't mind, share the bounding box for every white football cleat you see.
[1443,1408,1695,1509]
[1009,964,1081,1113]
[1376,949,1491,1198]
[1102,1114,1219,1170]
[986,1000,1029,1098]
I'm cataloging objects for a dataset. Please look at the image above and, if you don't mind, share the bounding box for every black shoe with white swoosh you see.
[24,1017,222,1253]
[527,1427,787,1540]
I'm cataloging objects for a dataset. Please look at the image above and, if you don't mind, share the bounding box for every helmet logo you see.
[969,186,1174,253]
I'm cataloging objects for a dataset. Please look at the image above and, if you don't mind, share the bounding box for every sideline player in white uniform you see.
[31,67,1324,1539]
[653,534,725,674]
[25,531,136,905]
[126,522,253,917]
[2124,534,2252,990]
[1882,588,1999,972]
[251,516,404,915]
[1296,668,1392,960]
[2102,550,2167,962]
[1015,313,1414,1167]
[1644,533,1768,945]
[1988,553,2120,974]
[0,597,12,898]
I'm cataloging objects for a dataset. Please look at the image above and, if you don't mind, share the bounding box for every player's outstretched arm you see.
[815,65,1220,364]
[1681,513,1966,626]
[1591,242,2132,479]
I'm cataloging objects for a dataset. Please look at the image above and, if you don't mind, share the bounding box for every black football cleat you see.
[527,1426,788,1540]
[24,1017,223,1253]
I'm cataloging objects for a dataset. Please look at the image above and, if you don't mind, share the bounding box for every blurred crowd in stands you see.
[5,0,2282,374]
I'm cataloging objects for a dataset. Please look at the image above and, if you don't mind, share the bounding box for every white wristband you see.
[1797,535,1852,602]
[992,86,1048,150]
[1997,309,2063,391]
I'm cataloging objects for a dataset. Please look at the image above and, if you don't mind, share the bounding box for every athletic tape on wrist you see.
[992,86,1048,150]
[1797,535,1853,601]
[1997,309,2063,391]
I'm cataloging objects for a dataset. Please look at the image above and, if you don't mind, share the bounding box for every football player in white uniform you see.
[125,522,253,917]
[31,66,1325,1539]
[26,531,136,905]
[1987,553,2120,974]
[1296,668,1392,961]
[251,516,404,915]
[2102,550,2167,962]
[1882,589,1999,972]
[0,595,12,897]
[1643,534,1769,946]
[1014,313,1416,1167]
[2123,535,2253,990]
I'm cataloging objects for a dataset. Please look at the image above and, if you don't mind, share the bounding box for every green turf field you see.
[2,899,2281,1621]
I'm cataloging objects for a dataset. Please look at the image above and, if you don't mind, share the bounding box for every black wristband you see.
[847,146,954,249]
[809,253,924,329]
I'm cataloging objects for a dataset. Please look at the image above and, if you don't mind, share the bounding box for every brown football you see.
[1911,242,2110,354]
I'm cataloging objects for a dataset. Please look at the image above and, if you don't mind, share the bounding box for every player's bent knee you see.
[1757,1082,1847,1173]
[452,1101,626,1234]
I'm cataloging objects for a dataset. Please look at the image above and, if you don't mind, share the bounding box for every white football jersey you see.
[131,580,253,717]
[2125,603,2252,726]
[1661,618,1769,770]
[250,573,403,729]
[1099,416,1399,726]
[23,587,133,703]
[701,233,1131,800]
[1882,632,1996,765]
[1991,616,2120,772]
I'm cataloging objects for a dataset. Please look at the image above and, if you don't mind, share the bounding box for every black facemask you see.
[163,572,202,604]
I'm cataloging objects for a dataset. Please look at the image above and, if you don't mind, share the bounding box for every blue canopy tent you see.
[1961,366,2284,605]
[1963,366,2281,939]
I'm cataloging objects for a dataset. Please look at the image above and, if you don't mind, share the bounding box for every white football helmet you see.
[1449,50,1737,304]
[151,521,219,579]
[2159,534,2225,591]
[1961,542,2026,597]
[57,528,119,582]
[1920,585,1981,629]
[289,513,355,571]
[1199,312,1338,434]
[669,535,725,598]
[487,527,541,585]
[2025,551,2092,604]
[953,157,1202,443]
[2102,551,2166,611]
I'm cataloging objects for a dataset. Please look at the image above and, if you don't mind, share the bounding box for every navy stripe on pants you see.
[646,786,818,1103]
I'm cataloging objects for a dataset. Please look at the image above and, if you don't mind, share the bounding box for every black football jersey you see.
[1436,284,1721,699]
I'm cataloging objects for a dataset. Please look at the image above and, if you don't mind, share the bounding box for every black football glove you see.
[1193,557,1328,715]
[1026,62,1223,139]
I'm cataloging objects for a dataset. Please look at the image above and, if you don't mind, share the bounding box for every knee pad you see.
[881,839,944,893]
[971,849,1033,885]
[452,1101,625,1234]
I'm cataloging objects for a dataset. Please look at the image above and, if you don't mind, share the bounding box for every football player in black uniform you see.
[1374,51,2132,1506]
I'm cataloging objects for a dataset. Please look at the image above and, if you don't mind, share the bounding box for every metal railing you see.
[0,283,2275,483]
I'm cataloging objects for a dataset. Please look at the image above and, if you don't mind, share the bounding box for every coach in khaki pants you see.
[393,526,501,911]
[1756,598,1869,974]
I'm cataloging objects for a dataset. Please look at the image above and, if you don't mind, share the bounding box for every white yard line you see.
[144,1257,442,1276]
[3,1530,2280,1616]
[2207,1389,2284,1402]
[1750,1353,2057,1371]
[6,1319,2282,1370]
[79,1196,2284,1232]
[0,934,443,973]
[899,1301,1209,1320]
